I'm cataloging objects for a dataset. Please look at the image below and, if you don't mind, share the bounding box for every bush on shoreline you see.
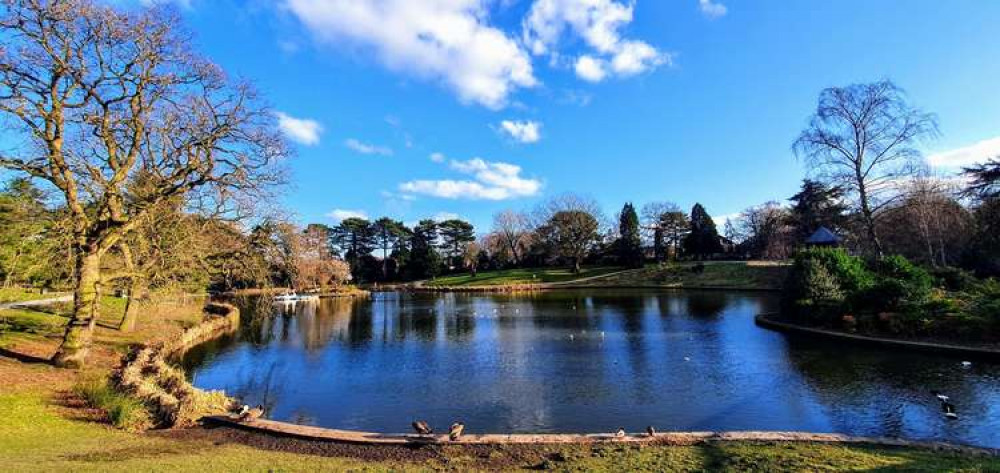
[785,248,998,342]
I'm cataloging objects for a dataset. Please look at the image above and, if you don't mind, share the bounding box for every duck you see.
[941,402,959,420]
[412,420,433,435]
[930,390,949,402]
[449,422,465,441]
[615,427,626,438]
[238,404,265,421]
[646,426,657,438]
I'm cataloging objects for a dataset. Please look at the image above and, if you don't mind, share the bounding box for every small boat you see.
[273,292,319,303]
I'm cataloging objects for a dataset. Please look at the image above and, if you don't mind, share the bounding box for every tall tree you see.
[371,217,407,280]
[537,210,599,273]
[0,1,286,367]
[406,219,441,280]
[788,179,849,243]
[617,202,643,268]
[329,218,375,281]
[491,209,530,266]
[735,201,793,260]
[658,210,690,260]
[437,219,475,270]
[641,201,682,262]
[793,80,938,259]
[683,203,722,260]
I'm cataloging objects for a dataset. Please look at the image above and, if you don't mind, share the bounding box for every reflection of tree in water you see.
[296,298,355,353]
[684,292,729,318]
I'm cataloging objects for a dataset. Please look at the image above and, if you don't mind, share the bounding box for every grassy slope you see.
[425,266,624,287]
[585,261,790,290]
[425,262,790,290]
[2,391,999,472]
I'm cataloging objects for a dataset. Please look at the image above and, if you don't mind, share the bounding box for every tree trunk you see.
[573,258,581,274]
[856,180,884,259]
[119,277,147,332]
[52,251,102,368]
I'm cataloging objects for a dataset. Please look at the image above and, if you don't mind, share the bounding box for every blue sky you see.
[147,0,1000,231]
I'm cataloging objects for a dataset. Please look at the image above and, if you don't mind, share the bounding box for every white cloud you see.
[327,209,369,222]
[523,0,669,81]
[138,0,193,9]
[927,136,1000,168]
[276,112,323,146]
[345,138,393,156]
[712,213,740,227]
[575,55,607,82]
[430,152,447,163]
[284,0,537,109]
[698,0,727,19]
[399,157,542,200]
[498,120,542,143]
[432,211,462,222]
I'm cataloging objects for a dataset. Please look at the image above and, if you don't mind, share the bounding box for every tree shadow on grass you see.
[0,346,51,364]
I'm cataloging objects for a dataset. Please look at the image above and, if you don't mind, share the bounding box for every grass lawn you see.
[589,261,791,290]
[425,266,624,287]
[0,287,65,304]
[2,390,999,472]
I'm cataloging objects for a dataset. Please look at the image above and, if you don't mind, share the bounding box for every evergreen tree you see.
[329,218,375,282]
[406,219,442,279]
[964,158,1000,200]
[371,217,408,281]
[437,219,475,270]
[788,179,848,243]
[683,203,723,259]
[617,202,643,268]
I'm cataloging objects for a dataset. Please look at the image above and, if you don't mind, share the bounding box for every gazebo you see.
[805,226,842,247]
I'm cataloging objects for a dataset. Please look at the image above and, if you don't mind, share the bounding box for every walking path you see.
[0,295,72,310]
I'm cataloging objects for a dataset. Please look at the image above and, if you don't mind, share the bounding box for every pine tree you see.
[406,219,442,280]
[617,202,643,268]
[683,203,723,260]
[788,179,848,243]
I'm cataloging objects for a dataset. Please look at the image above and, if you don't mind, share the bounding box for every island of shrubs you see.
[784,248,999,343]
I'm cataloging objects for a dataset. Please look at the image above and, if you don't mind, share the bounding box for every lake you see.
[181,289,1000,448]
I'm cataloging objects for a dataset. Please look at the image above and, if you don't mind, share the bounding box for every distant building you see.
[805,227,842,248]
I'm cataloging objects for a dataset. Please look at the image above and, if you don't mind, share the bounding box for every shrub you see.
[968,279,1000,335]
[794,248,873,292]
[73,378,152,431]
[929,266,978,292]
[862,255,933,312]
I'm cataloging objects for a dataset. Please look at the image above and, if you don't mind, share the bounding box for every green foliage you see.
[968,279,1000,332]
[864,255,933,311]
[788,179,849,242]
[72,378,152,431]
[682,203,723,259]
[795,259,845,318]
[794,248,873,293]
[617,202,643,268]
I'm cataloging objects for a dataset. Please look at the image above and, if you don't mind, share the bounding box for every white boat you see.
[272,292,319,303]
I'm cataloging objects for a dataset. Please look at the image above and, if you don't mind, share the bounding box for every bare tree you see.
[735,201,794,260]
[491,210,530,266]
[793,80,937,259]
[0,1,287,367]
[879,177,972,267]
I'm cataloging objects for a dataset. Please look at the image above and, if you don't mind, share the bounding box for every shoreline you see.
[755,313,1000,360]
[202,416,999,455]
[393,283,782,293]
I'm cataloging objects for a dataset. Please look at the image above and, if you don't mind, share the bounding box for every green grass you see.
[590,261,791,290]
[72,378,152,431]
[2,391,999,472]
[426,266,624,287]
[0,287,62,304]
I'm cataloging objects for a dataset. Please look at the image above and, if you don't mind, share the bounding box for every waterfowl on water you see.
[942,402,959,420]
[238,404,265,421]
[615,427,626,438]
[931,390,950,402]
[412,420,433,435]
[646,426,656,437]
[449,422,465,441]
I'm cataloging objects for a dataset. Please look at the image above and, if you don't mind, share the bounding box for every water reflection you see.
[182,290,1000,447]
